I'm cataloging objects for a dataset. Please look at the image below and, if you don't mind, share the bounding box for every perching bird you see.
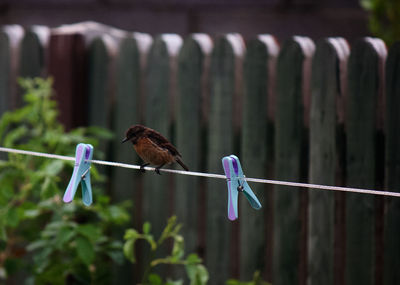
[121,125,189,174]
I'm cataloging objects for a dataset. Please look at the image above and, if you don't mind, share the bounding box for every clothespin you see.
[222,155,262,221]
[63,143,94,206]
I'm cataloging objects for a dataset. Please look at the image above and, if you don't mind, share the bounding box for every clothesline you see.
[0,146,399,198]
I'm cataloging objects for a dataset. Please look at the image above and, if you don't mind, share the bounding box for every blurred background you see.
[0,0,369,42]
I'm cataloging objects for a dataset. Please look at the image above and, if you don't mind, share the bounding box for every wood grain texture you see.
[384,41,400,285]
[345,38,384,285]
[241,37,276,281]
[308,38,348,285]
[206,35,240,284]
[273,37,312,285]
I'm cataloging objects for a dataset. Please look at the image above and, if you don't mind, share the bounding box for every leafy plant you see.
[360,0,400,45]
[123,216,208,285]
[226,271,271,285]
[0,77,130,283]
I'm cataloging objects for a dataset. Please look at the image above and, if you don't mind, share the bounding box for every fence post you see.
[241,35,278,281]
[176,34,212,257]
[345,37,386,285]
[48,31,87,129]
[143,33,182,238]
[112,33,152,203]
[206,34,244,284]
[308,37,349,285]
[273,36,314,285]
[87,36,116,130]
[384,41,400,285]
[111,32,152,284]
[19,26,49,79]
[0,25,24,115]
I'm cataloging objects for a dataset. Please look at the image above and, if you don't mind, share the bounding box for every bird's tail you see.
[176,157,189,171]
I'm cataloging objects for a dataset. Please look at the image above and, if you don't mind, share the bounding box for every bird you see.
[121,124,189,175]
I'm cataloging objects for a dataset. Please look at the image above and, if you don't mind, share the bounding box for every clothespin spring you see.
[81,167,91,180]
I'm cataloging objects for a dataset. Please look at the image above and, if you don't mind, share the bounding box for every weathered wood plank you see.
[48,33,87,129]
[112,33,152,202]
[19,26,49,79]
[0,25,24,115]
[111,32,152,285]
[273,36,314,285]
[241,35,278,281]
[345,37,386,285]
[206,34,244,284]
[50,22,127,129]
[87,37,114,129]
[384,41,400,285]
[308,37,349,285]
[176,34,211,255]
[143,34,182,237]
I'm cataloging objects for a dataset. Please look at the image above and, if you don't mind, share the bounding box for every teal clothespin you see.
[222,155,262,221]
[63,143,94,206]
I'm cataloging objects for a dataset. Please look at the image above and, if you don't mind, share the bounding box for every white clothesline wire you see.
[0,146,399,198]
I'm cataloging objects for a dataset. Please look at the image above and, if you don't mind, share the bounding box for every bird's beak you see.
[121,137,129,144]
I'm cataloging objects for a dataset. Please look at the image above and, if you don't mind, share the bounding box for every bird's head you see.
[121,125,146,144]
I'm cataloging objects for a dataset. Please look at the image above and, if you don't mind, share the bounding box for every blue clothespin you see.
[63,143,94,206]
[222,155,262,221]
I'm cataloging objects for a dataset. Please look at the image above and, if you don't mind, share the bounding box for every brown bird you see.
[121,125,189,174]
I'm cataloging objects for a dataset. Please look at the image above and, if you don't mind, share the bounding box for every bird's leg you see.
[155,164,165,175]
[140,163,149,173]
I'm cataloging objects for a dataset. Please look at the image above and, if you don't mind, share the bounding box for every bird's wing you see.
[147,131,181,156]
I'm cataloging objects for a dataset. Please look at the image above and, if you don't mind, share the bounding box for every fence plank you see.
[273,36,314,285]
[143,34,182,238]
[111,33,152,285]
[0,25,24,115]
[384,41,400,285]
[19,26,49,79]
[176,34,211,257]
[345,37,386,285]
[112,33,152,204]
[206,34,244,284]
[48,32,87,129]
[241,35,278,281]
[87,37,115,130]
[50,22,127,129]
[308,37,349,285]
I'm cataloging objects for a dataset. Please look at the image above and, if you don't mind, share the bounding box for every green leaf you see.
[44,160,64,176]
[124,228,139,240]
[165,279,183,285]
[186,264,209,285]
[76,224,101,242]
[3,125,28,147]
[159,216,178,244]
[143,222,151,234]
[186,253,202,265]
[171,235,184,261]
[54,226,75,248]
[27,240,47,252]
[123,239,136,263]
[143,234,157,251]
[148,273,162,285]
[5,208,19,228]
[76,236,95,266]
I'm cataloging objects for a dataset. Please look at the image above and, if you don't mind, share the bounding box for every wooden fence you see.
[1,22,400,285]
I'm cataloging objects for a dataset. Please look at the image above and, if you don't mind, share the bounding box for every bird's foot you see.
[155,164,165,175]
[140,163,149,173]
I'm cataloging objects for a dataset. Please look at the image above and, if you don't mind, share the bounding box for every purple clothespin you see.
[222,155,262,221]
[63,143,93,206]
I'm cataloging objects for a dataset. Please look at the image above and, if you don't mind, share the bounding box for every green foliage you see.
[226,271,271,285]
[361,0,400,45]
[0,78,130,283]
[123,216,209,285]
